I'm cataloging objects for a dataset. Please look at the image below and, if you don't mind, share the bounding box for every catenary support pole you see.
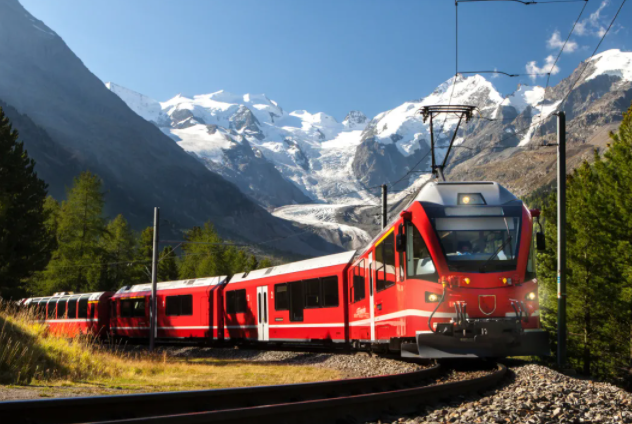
[556,111,567,368]
[149,207,160,352]
[381,185,388,228]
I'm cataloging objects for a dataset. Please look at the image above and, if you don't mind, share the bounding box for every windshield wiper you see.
[479,235,512,273]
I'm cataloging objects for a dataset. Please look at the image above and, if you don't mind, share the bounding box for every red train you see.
[23,181,550,358]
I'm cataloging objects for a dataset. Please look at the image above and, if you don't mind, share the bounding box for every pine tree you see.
[179,223,224,279]
[40,171,107,293]
[536,102,632,383]
[102,214,136,290]
[0,108,52,299]
[158,246,179,281]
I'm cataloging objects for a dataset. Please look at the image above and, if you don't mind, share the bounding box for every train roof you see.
[415,181,518,206]
[24,292,108,304]
[114,276,227,296]
[228,250,356,285]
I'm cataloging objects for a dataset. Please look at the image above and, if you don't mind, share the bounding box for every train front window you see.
[433,216,521,272]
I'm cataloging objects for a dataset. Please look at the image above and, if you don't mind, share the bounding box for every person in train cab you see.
[456,240,473,255]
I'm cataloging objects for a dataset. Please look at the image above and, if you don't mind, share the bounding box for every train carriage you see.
[24,292,112,338]
[110,277,227,340]
[223,251,355,344]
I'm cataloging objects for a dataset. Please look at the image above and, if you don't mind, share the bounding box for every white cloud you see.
[576,0,615,38]
[526,55,560,81]
[547,30,578,53]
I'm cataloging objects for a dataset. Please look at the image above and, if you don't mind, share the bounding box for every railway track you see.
[0,361,506,424]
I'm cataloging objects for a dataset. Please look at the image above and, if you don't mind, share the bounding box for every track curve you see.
[0,363,507,424]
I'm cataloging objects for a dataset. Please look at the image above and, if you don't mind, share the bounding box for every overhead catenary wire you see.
[558,0,628,109]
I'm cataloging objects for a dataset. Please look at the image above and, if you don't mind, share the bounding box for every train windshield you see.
[431,211,521,273]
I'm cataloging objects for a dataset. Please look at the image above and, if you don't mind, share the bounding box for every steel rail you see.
[93,364,506,424]
[0,364,443,424]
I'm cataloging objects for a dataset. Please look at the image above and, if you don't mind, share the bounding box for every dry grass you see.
[0,301,340,392]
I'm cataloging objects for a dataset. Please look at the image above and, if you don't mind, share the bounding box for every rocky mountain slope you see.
[109,49,632,249]
[0,0,340,257]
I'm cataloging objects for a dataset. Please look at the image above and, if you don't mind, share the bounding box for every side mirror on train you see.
[536,232,546,251]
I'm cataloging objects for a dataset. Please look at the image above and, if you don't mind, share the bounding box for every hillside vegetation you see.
[0,301,340,389]
[534,102,632,386]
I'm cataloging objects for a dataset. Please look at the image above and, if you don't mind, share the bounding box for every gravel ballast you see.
[163,346,427,377]
[368,363,632,424]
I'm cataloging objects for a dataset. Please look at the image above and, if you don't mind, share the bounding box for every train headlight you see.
[458,193,486,205]
[425,292,440,303]
[525,291,537,301]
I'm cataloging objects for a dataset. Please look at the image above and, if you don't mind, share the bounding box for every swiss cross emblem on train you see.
[478,295,496,316]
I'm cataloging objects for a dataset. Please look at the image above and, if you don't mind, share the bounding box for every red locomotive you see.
[23,181,549,358]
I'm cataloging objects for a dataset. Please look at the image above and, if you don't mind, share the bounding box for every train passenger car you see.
[223,251,356,343]
[24,292,112,338]
[110,277,227,340]
[347,181,549,358]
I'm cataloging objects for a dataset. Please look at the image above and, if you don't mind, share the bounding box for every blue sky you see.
[21,0,630,120]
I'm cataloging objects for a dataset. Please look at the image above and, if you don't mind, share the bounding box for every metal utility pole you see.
[149,207,160,352]
[381,185,388,228]
[556,111,567,368]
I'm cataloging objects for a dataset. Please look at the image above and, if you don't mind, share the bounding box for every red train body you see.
[24,182,549,358]
[24,292,112,338]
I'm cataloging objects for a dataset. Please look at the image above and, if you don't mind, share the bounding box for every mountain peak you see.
[343,110,368,128]
[586,48,632,83]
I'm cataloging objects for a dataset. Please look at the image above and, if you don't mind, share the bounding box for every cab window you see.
[406,222,438,281]
[375,232,396,292]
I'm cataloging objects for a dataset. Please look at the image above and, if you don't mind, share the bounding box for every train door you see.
[368,252,376,341]
[256,286,269,341]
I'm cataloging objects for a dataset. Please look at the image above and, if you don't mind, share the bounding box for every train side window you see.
[36,299,48,319]
[67,299,77,319]
[406,222,437,281]
[120,299,133,317]
[235,290,247,313]
[275,284,289,311]
[90,302,97,320]
[321,276,339,307]
[166,296,179,316]
[78,297,89,318]
[181,295,193,315]
[47,300,56,319]
[226,291,236,314]
[133,299,146,317]
[304,279,320,308]
[57,300,67,318]
[352,260,366,303]
[289,281,304,322]
[376,232,396,292]
[166,295,193,316]
[226,290,247,314]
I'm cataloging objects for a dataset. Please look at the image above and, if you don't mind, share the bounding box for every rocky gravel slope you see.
[369,363,632,424]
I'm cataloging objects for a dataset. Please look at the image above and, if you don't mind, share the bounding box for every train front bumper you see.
[402,318,550,359]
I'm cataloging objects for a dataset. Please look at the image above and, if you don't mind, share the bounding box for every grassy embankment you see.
[0,301,340,395]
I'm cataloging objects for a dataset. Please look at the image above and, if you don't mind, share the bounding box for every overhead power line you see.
[559,0,628,108]
[457,0,588,4]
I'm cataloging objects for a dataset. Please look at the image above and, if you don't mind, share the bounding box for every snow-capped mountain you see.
[108,48,632,248]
